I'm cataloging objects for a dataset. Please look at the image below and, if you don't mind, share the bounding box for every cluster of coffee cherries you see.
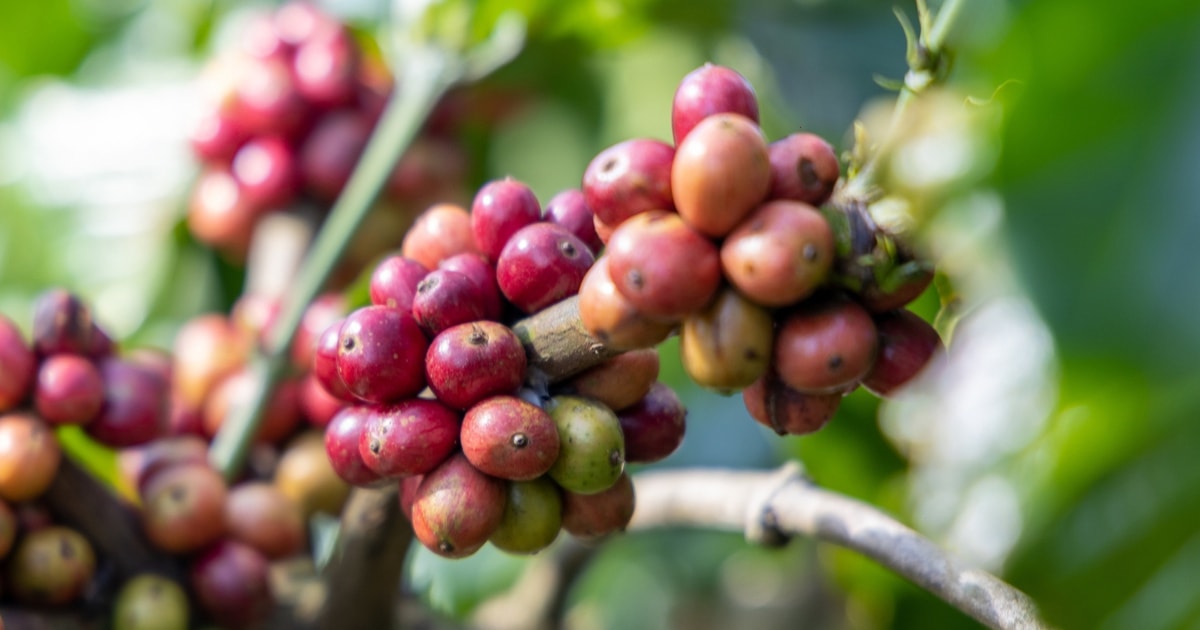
[574,63,943,436]
[0,290,359,628]
[314,184,688,559]
[187,1,470,263]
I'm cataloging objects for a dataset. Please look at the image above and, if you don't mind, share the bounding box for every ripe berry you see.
[617,382,687,464]
[336,306,428,403]
[671,113,770,237]
[412,269,495,336]
[230,56,311,138]
[671,63,759,145]
[298,373,345,427]
[543,188,603,255]
[564,348,660,412]
[773,295,878,393]
[369,255,430,312]
[438,253,504,321]
[225,481,306,559]
[862,309,943,397]
[471,177,542,262]
[606,211,721,321]
[290,292,347,370]
[231,135,298,211]
[34,354,104,425]
[324,406,384,487]
[578,256,676,351]
[140,462,228,554]
[680,287,773,392]
[768,132,840,206]
[0,412,61,502]
[561,472,635,540]
[190,539,274,629]
[461,396,560,481]
[187,167,262,257]
[546,396,625,495]
[720,200,834,307]
[0,315,36,411]
[425,321,526,410]
[299,109,371,200]
[496,222,595,314]
[490,477,563,555]
[88,358,169,448]
[401,203,478,270]
[313,318,353,401]
[581,138,675,226]
[358,398,461,478]
[191,110,250,164]
[411,453,507,559]
[118,434,210,496]
[742,372,842,436]
[6,526,96,606]
[31,288,94,357]
[292,26,360,107]
[172,314,250,410]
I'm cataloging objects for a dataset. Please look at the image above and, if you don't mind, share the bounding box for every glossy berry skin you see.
[742,372,842,436]
[617,382,687,464]
[543,188,603,255]
[720,200,834,307]
[606,211,721,321]
[679,287,774,393]
[581,139,675,226]
[313,318,354,401]
[358,398,461,478]
[230,56,311,138]
[768,132,841,206]
[577,256,675,351]
[298,372,345,427]
[324,406,385,487]
[438,253,504,321]
[292,26,359,108]
[140,463,228,554]
[34,354,104,425]
[471,177,542,262]
[0,412,61,502]
[0,314,35,410]
[671,63,759,145]
[410,453,507,559]
[401,203,479,270]
[561,472,635,540]
[773,295,878,394]
[460,396,560,481]
[411,269,494,337]
[231,135,298,211]
[671,113,770,237]
[425,321,526,410]
[862,309,943,397]
[190,539,274,630]
[564,348,659,412]
[87,358,168,448]
[369,255,429,312]
[496,223,595,313]
[31,289,94,357]
[290,292,347,370]
[490,477,562,554]
[336,306,428,404]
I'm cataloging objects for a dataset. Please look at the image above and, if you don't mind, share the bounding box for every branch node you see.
[744,461,807,547]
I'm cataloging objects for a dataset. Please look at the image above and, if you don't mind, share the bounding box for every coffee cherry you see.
[6,526,95,606]
[299,109,371,200]
[0,314,35,411]
[273,1,338,47]
[606,211,721,321]
[563,348,660,412]
[230,56,311,138]
[857,267,934,313]
[671,63,759,145]
[231,135,298,211]
[298,373,345,427]
[313,318,354,401]
[359,398,461,478]
[112,574,190,630]
[369,255,430,312]
[323,406,386,487]
[679,287,773,392]
[118,435,210,496]
[617,382,687,464]
[31,288,94,357]
[190,539,274,629]
[336,306,428,403]
[292,25,360,107]
[425,321,526,410]
[87,357,168,448]
[438,253,504,321]
[582,138,675,226]
[225,481,306,559]
[401,203,479,270]
[490,477,562,555]
[187,167,261,257]
[768,132,840,206]
[471,177,542,262]
[412,269,495,337]
[279,430,351,517]
[172,314,250,411]
[671,113,770,237]
[290,293,347,370]
[0,412,61,502]
[190,110,249,164]
[773,295,878,393]
[546,396,625,495]
[742,372,842,435]
[593,214,616,246]
[34,354,103,425]
[862,309,943,397]
[411,453,507,559]
[461,396,560,481]
[561,471,635,540]
[720,200,834,307]
[578,256,676,351]
[543,188,603,255]
[140,462,228,554]
[496,222,595,313]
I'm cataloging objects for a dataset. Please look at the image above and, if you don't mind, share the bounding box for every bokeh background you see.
[2,0,1199,628]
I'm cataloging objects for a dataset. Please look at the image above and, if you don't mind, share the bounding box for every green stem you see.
[209,50,459,481]
[842,0,967,200]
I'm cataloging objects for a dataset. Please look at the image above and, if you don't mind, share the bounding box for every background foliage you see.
[2,0,1199,628]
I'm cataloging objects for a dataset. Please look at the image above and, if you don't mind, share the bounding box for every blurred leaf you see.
[406,541,529,618]
[57,425,132,502]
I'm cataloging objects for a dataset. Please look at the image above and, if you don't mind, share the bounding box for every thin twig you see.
[629,463,1049,630]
